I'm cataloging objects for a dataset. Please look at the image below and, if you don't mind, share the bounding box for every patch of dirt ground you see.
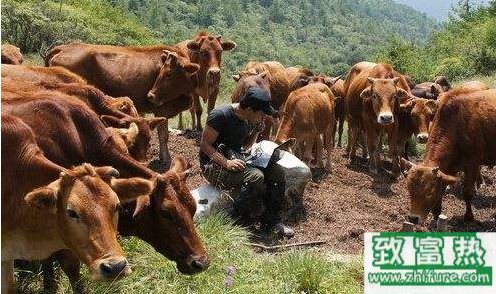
[149,131,496,254]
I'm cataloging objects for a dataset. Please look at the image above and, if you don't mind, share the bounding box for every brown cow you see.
[398,98,438,144]
[1,88,209,277]
[1,44,23,65]
[2,64,140,117]
[176,32,236,130]
[411,82,444,100]
[402,89,496,223]
[330,79,346,147]
[274,82,336,169]
[233,61,291,140]
[345,62,410,174]
[2,78,163,162]
[1,114,156,293]
[433,75,452,92]
[455,80,490,92]
[45,42,201,165]
[285,66,314,92]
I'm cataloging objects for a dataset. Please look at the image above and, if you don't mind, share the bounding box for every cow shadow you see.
[447,215,496,232]
[345,156,397,198]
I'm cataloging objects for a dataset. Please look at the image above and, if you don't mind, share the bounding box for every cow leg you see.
[347,122,359,160]
[337,117,344,148]
[1,260,15,294]
[193,95,203,131]
[365,128,379,174]
[432,199,443,221]
[315,134,324,168]
[157,119,171,168]
[178,112,184,130]
[57,250,86,294]
[388,131,400,176]
[462,168,477,222]
[360,131,369,159]
[303,136,315,167]
[325,126,334,170]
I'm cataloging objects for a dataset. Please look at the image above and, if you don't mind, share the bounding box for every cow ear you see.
[425,99,438,114]
[161,50,170,64]
[101,115,126,128]
[124,122,139,146]
[360,87,373,99]
[258,70,267,79]
[25,186,57,210]
[400,158,414,177]
[434,169,460,185]
[232,74,240,82]
[168,54,178,67]
[367,77,376,85]
[94,166,120,182]
[400,99,415,112]
[396,89,409,102]
[187,40,201,51]
[221,41,236,51]
[145,117,166,130]
[183,62,200,75]
[111,176,157,204]
[392,77,400,85]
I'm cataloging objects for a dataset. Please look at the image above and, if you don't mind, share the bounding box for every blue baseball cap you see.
[243,87,277,116]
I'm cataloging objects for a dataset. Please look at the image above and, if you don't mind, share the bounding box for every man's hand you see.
[225,159,246,171]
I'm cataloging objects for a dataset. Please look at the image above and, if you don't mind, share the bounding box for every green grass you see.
[15,213,363,293]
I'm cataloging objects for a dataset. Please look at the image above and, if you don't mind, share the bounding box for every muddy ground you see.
[149,131,496,254]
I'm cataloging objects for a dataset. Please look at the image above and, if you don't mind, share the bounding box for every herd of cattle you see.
[1,31,495,293]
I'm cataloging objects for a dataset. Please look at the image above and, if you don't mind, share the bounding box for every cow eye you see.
[67,208,80,219]
[160,209,174,221]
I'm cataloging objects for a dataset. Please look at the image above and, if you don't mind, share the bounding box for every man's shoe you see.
[271,222,295,238]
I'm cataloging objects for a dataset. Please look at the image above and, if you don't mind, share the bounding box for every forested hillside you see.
[2,0,437,77]
[376,1,496,82]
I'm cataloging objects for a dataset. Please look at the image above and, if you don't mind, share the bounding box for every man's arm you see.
[200,125,245,171]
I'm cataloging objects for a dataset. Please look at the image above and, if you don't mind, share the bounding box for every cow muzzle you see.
[147,91,164,107]
[207,68,221,86]
[178,254,210,275]
[407,214,420,225]
[377,112,394,125]
[416,133,429,144]
[93,257,131,280]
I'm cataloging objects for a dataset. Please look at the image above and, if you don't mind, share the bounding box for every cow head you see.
[147,50,200,107]
[107,96,139,117]
[120,156,208,275]
[401,159,459,224]
[360,77,408,125]
[1,44,23,65]
[433,76,452,92]
[429,83,444,99]
[309,75,341,88]
[400,98,438,143]
[24,164,156,280]
[231,71,270,103]
[102,115,166,162]
[187,34,236,100]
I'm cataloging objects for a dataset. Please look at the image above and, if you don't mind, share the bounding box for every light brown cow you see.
[1,114,156,293]
[45,43,200,165]
[398,98,438,145]
[1,44,23,65]
[345,62,411,174]
[402,89,496,223]
[274,82,336,169]
[176,32,236,130]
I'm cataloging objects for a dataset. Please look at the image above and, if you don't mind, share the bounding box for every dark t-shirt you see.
[199,104,251,168]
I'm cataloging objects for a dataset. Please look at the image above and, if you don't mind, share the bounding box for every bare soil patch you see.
[150,131,496,254]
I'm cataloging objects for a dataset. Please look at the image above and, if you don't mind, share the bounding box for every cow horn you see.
[133,195,150,217]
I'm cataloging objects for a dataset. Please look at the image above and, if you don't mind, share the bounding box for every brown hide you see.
[1,44,23,65]
[403,89,496,223]
[176,32,236,130]
[2,78,160,162]
[345,62,410,173]
[331,79,346,147]
[1,114,153,291]
[2,64,85,84]
[275,83,336,169]
[286,66,314,92]
[1,90,208,274]
[411,82,444,100]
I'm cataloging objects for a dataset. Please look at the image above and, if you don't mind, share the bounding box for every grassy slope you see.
[17,214,363,293]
